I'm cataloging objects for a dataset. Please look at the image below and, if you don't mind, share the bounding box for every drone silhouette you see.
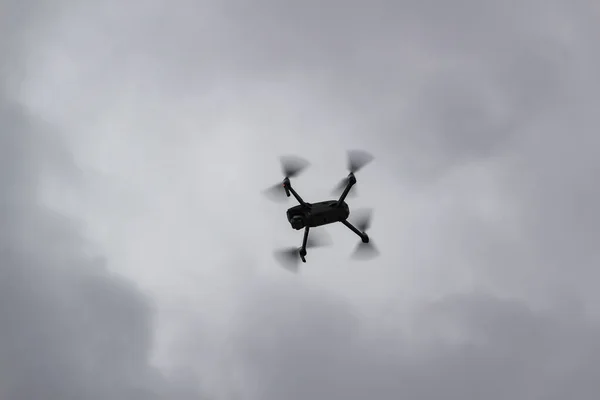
[263,150,379,271]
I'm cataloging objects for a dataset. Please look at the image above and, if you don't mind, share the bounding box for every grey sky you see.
[3,0,600,399]
[0,97,200,398]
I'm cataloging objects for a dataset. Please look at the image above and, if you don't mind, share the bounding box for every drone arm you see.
[283,178,308,207]
[341,219,368,242]
[299,226,310,262]
[336,173,356,206]
[289,186,307,206]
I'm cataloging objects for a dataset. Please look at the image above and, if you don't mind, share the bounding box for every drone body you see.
[263,151,378,270]
[286,200,349,229]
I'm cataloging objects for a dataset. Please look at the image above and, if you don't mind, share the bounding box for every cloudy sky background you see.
[2,0,600,399]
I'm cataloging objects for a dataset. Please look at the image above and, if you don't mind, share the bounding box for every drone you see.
[263,150,379,271]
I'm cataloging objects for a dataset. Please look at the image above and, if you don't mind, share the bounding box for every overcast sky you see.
[2,0,600,399]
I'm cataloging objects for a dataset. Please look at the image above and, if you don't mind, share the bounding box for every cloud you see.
[227,281,600,400]
[0,68,202,400]
[7,0,600,399]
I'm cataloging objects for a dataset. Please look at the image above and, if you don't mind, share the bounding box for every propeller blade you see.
[350,208,373,232]
[273,247,301,272]
[331,178,358,198]
[273,229,332,272]
[332,178,347,195]
[263,155,309,202]
[347,150,374,173]
[306,229,333,248]
[351,241,380,260]
[262,183,288,202]
[280,155,310,178]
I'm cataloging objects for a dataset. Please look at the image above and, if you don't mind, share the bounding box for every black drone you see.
[263,150,379,270]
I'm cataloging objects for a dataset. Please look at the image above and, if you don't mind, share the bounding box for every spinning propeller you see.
[262,155,310,202]
[349,208,379,260]
[273,229,333,272]
[331,150,375,197]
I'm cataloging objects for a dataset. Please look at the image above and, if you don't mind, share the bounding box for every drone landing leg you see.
[341,220,369,243]
[336,173,356,206]
[299,226,310,262]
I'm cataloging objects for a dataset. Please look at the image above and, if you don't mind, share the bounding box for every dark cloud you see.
[229,282,600,400]
[211,0,599,176]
